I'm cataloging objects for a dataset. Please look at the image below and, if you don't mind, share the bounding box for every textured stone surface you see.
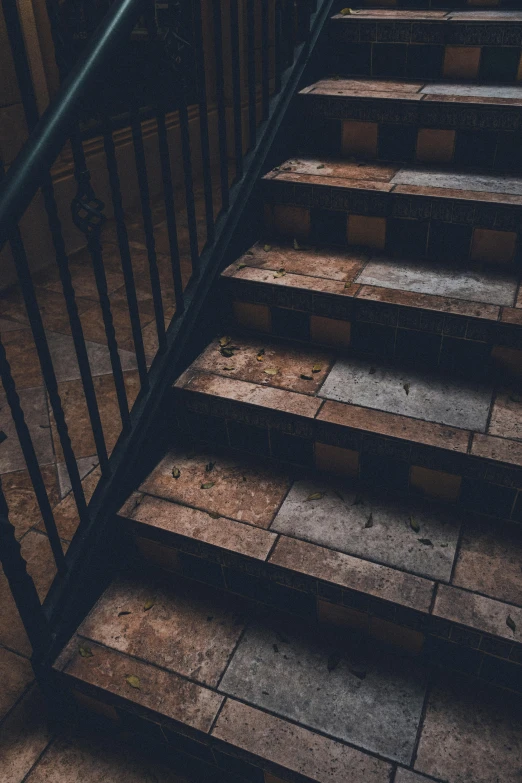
[0,387,53,473]
[422,83,522,99]
[319,356,492,432]
[227,242,367,282]
[220,618,428,764]
[272,478,460,580]
[0,686,53,783]
[487,390,522,440]
[392,168,522,196]
[0,646,33,720]
[434,584,522,643]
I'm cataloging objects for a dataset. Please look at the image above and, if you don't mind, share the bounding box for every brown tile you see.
[369,617,425,654]
[487,390,522,440]
[191,337,333,396]
[79,575,246,687]
[502,306,522,325]
[415,671,522,783]
[270,158,398,183]
[356,285,500,321]
[228,242,367,282]
[212,699,391,783]
[0,329,42,389]
[491,346,522,377]
[443,46,481,79]
[453,517,522,605]
[434,584,522,643]
[310,315,352,348]
[306,77,423,95]
[347,216,386,250]
[0,287,94,331]
[268,205,311,240]
[270,535,434,612]
[342,120,378,158]
[317,599,368,632]
[140,448,290,529]
[471,228,517,264]
[318,400,470,452]
[472,432,522,466]
[410,466,461,503]
[416,129,455,164]
[230,265,358,298]
[232,302,272,333]
[0,686,53,783]
[0,386,54,474]
[41,467,101,541]
[125,493,276,560]
[0,647,33,720]
[176,372,323,419]
[39,246,127,299]
[63,637,223,733]
[315,442,359,477]
[55,300,156,351]
[2,466,59,540]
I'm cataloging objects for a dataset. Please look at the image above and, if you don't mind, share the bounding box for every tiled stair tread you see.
[224,241,520,309]
[331,9,522,19]
[54,571,522,775]
[264,157,522,201]
[301,77,522,106]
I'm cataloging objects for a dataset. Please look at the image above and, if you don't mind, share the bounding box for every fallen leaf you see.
[273,268,286,278]
[418,538,433,547]
[507,615,517,633]
[364,512,374,529]
[263,244,272,252]
[264,368,278,375]
[410,515,420,533]
[125,675,140,690]
[201,482,215,489]
[79,644,93,658]
[312,364,322,373]
[208,511,220,519]
[256,349,265,362]
[172,468,181,479]
[327,652,341,672]
[403,383,410,395]
[144,599,155,611]
[223,365,235,371]
[344,282,352,289]
[236,262,247,270]
[306,492,325,501]
[340,7,353,14]
[300,374,313,380]
[369,367,376,375]
[317,164,325,169]
[221,347,234,357]
[118,611,131,617]
[246,250,254,256]
[219,336,231,347]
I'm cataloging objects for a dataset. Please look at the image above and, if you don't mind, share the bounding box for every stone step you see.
[298,77,522,171]
[114,443,522,695]
[171,334,522,524]
[262,157,522,266]
[55,566,522,783]
[327,10,522,82]
[222,242,522,377]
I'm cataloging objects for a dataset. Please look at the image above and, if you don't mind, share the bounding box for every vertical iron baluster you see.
[261,0,270,120]
[230,0,243,180]
[212,0,229,212]
[192,0,214,244]
[0,475,53,656]
[70,130,131,432]
[246,0,257,150]
[40,174,110,476]
[156,106,185,316]
[8,226,90,530]
[102,115,149,388]
[178,88,200,276]
[283,0,296,68]
[0,345,66,572]
[129,105,167,354]
[274,0,283,95]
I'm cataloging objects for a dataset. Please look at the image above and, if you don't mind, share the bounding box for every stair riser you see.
[328,20,522,82]
[299,95,522,171]
[263,179,522,266]
[170,387,522,524]
[223,276,522,378]
[120,520,522,695]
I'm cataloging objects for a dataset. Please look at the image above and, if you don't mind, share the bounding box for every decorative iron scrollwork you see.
[71,168,106,237]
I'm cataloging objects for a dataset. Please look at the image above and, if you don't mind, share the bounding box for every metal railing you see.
[0,0,332,686]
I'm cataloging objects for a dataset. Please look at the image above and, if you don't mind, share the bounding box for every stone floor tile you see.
[421,83,522,99]
[212,699,392,783]
[1,466,59,539]
[305,77,424,95]
[1,329,43,390]
[46,331,137,382]
[79,574,247,687]
[192,337,333,396]
[0,387,53,474]
[24,728,186,783]
[0,647,33,720]
[415,671,522,783]
[391,168,522,196]
[270,158,399,183]
[0,686,53,783]
[0,317,29,333]
[269,535,434,612]
[125,493,276,560]
[229,242,367,282]
[140,448,290,529]
[271,478,460,581]
[54,300,155,352]
[56,456,99,498]
[434,585,522,644]
[395,770,432,783]
[452,517,522,605]
[39,248,126,299]
[219,618,428,764]
[319,357,493,432]
[471,433,522,467]
[356,257,517,307]
[487,390,522,440]
[63,639,223,733]
[0,287,94,332]
[40,467,101,540]
[357,284,499,321]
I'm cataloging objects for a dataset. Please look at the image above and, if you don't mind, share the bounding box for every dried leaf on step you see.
[312,364,322,373]
[317,164,325,169]
[125,675,141,690]
[344,281,352,289]
[236,262,247,270]
[223,365,235,371]
[78,644,93,658]
[273,268,286,278]
[264,368,278,375]
[219,336,231,347]
[206,462,215,473]
[306,492,325,501]
[327,652,341,672]
[507,615,517,633]
[256,349,265,362]
[221,347,235,357]
[352,494,363,506]
[340,7,352,14]
[403,383,410,395]
[364,512,374,529]
[300,374,313,380]
[263,244,272,252]
[118,611,131,617]
[369,367,376,375]
[418,538,433,547]
[172,468,181,479]
[208,511,220,519]
[201,482,215,489]
[246,250,254,256]
[144,598,155,611]
[410,515,420,533]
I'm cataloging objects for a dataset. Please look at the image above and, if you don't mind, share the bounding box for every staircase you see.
[53,9,522,783]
